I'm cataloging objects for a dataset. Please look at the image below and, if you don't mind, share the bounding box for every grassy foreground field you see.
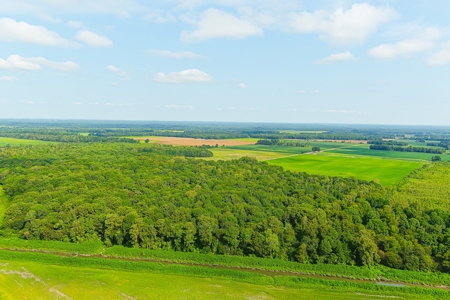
[0,250,445,300]
[0,259,387,300]
[0,137,50,147]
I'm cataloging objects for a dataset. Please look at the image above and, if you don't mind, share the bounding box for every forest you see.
[1,141,450,274]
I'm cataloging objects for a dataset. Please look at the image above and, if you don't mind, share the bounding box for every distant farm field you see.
[269,154,424,185]
[129,136,258,146]
[0,137,50,147]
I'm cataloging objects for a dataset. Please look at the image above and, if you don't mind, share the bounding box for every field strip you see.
[0,249,448,291]
[0,267,73,299]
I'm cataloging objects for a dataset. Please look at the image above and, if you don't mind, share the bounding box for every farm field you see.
[0,137,50,147]
[0,252,438,300]
[268,153,424,185]
[128,136,259,146]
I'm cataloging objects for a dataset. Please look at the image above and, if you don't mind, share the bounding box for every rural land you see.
[0,120,450,299]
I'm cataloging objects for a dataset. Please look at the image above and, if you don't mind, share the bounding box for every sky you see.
[0,0,449,125]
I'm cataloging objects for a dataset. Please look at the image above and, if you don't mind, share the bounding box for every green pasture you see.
[204,147,294,161]
[0,137,50,147]
[328,145,450,161]
[268,153,424,186]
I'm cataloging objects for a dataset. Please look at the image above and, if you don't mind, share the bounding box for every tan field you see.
[134,136,257,146]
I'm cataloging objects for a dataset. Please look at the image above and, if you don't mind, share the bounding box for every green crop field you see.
[268,153,424,185]
[204,147,295,161]
[0,253,435,300]
[0,137,50,147]
[328,145,450,161]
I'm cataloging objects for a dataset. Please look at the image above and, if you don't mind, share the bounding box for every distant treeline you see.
[369,144,446,154]
[367,140,409,146]
[256,139,309,147]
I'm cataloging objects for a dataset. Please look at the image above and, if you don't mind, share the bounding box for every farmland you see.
[130,136,259,146]
[268,153,423,186]
[0,249,446,300]
[0,137,51,147]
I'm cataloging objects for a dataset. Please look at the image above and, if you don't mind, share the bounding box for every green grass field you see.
[0,137,50,147]
[268,153,424,186]
[0,251,438,300]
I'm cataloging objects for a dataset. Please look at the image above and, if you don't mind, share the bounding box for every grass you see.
[0,251,443,300]
[204,148,297,161]
[268,153,424,186]
[0,137,51,147]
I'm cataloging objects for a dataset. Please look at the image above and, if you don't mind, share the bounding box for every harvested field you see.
[134,136,256,146]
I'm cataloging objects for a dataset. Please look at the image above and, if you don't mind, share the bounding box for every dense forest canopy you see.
[1,142,450,273]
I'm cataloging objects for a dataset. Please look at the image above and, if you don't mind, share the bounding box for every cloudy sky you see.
[1,0,449,125]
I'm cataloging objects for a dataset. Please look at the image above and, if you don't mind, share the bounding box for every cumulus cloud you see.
[181,8,263,42]
[0,18,73,47]
[315,51,356,64]
[368,27,442,60]
[368,39,436,59]
[153,69,212,83]
[0,76,18,81]
[76,29,113,47]
[106,65,128,76]
[427,42,450,66]
[147,49,205,59]
[0,55,80,72]
[288,3,398,45]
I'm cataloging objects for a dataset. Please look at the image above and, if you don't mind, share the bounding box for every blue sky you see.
[0,0,449,125]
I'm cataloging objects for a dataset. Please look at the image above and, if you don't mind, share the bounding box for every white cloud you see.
[0,18,73,47]
[368,27,442,60]
[427,43,450,66]
[164,104,194,109]
[76,29,113,47]
[0,76,18,81]
[288,3,398,45]
[239,83,246,88]
[106,65,128,76]
[74,102,82,105]
[67,21,84,29]
[368,39,436,59]
[315,51,356,64]
[153,69,212,83]
[181,8,263,42]
[144,10,176,23]
[147,49,205,59]
[0,55,80,72]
